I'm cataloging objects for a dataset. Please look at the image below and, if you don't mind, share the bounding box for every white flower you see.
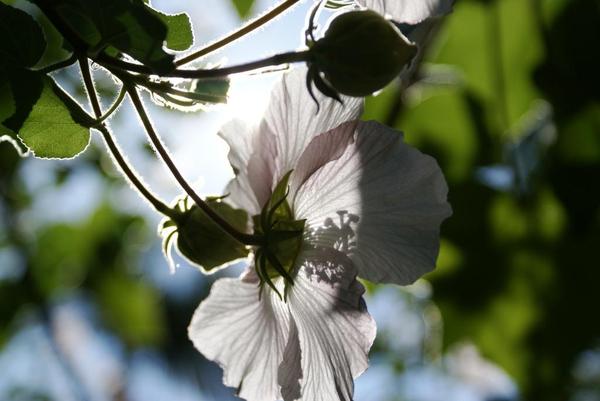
[356,0,454,25]
[188,67,451,401]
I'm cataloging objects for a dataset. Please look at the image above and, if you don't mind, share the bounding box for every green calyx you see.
[309,10,417,98]
[253,171,305,301]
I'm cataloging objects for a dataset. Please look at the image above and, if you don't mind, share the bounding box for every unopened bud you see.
[309,10,417,97]
[159,196,249,273]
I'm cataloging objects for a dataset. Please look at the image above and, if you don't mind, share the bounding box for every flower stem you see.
[98,50,311,79]
[78,56,174,218]
[95,87,126,125]
[38,53,78,74]
[175,0,301,66]
[124,82,262,246]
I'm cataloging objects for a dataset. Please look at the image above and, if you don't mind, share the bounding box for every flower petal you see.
[279,247,376,401]
[289,120,357,198]
[264,67,364,181]
[188,271,289,401]
[219,120,278,214]
[357,0,454,25]
[295,120,452,285]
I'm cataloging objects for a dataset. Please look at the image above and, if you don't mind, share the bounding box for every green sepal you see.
[259,170,293,233]
[159,195,250,273]
[253,171,306,300]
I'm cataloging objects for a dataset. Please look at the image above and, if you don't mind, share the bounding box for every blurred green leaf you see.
[231,0,255,19]
[30,224,90,296]
[556,104,600,164]
[398,85,478,182]
[17,78,92,159]
[432,0,544,134]
[98,272,165,346]
[6,388,52,401]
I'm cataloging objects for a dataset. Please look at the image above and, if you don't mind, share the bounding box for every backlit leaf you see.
[17,78,93,159]
[47,0,175,73]
[149,8,194,51]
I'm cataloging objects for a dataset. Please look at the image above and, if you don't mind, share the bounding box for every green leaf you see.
[0,75,15,123]
[98,272,166,346]
[191,78,230,103]
[48,0,175,73]
[0,2,46,67]
[0,66,43,155]
[160,196,250,273]
[1,68,43,132]
[143,77,229,111]
[432,0,544,134]
[18,77,92,159]
[0,69,27,155]
[148,8,194,51]
[29,5,74,68]
[231,0,255,19]
[0,126,28,156]
[30,224,91,296]
[54,3,102,46]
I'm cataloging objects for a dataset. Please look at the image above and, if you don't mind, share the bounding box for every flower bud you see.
[310,10,417,97]
[159,196,249,273]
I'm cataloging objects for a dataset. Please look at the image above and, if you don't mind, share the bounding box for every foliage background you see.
[0,0,599,400]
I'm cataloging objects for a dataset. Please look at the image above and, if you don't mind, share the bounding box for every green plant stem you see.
[77,56,103,120]
[78,56,174,218]
[95,87,126,125]
[38,53,78,74]
[125,83,262,246]
[98,50,311,79]
[175,0,301,66]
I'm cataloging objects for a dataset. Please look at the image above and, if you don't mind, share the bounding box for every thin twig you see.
[38,53,78,74]
[125,83,262,246]
[175,0,301,66]
[97,50,311,79]
[95,87,127,125]
[78,56,174,217]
